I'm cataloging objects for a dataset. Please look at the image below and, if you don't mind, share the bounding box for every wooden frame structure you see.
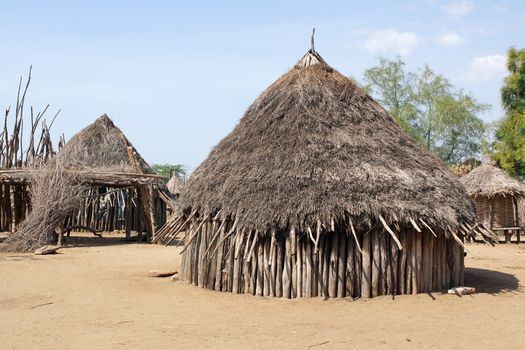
[460,155,525,243]
[159,43,493,298]
[0,167,168,240]
[1,115,173,248]
[177,221,465,298]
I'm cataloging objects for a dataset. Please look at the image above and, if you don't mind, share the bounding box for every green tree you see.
[493,47,525,179]
[364,58,489,164]
[363,57,418,140]
[151,164,187,179]
[501,48,525,112]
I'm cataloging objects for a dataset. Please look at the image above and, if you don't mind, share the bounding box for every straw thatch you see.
[180,54,475,232]
[460,155,525,198]
[61,114,154,175]
[460,155,525,233]
[166,174,185,196]
[2,114,165,252]
[158,45,492,299]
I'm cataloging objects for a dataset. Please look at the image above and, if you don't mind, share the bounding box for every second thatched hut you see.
[460,155,525,243]
[164,44,492,298]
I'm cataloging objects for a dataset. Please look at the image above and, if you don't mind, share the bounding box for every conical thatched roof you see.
[179,49,476,233]
[60,114,154,174]
[166,174,185,196]
[460,155,525,198]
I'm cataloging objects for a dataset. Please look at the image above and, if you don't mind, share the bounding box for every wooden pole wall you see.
[180,222,465,298]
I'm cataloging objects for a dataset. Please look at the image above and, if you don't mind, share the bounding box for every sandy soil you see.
[1,236,524,350]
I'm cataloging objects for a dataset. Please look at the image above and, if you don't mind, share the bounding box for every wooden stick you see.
[243,230,253,259]
[268,229,276,266]
[234,228,246,259]
[256,240,264,296]
[348,217,364,254]
[246,230,259,262]
[361,232,371,298]
[180,219,208,254]
[346,232,355,298]
[448,227,466,250]
[409,217,422,233]
[379,215,402,250]
[337,232,347,298]
[202,219,227,259]
[419,218,437,238]
[290,228,297,298]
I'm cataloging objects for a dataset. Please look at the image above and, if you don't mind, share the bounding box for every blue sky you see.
[1,0,524,172]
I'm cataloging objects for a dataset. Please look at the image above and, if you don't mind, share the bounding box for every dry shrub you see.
[1,156,87,252]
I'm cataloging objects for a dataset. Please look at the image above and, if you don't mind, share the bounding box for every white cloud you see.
[492,5,509,13]
[466,54,507,81]
[441,1,474,18]
[439,32,464,46]
[364,29,420,56]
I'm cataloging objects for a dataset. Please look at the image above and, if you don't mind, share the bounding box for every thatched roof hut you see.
[161,43,492,298]
[1,114,168,251]
[166,173,185,197]
[460,155,525,235]
[60,114,154,175]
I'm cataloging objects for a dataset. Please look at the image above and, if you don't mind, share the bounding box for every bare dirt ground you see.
[1,236,524,350]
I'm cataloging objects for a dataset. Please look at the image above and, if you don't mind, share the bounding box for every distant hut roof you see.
[166,174,185,196]
[179,48,476,232]
[60,114,154,175]
[460,155,525,198]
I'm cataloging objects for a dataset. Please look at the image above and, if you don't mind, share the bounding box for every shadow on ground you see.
[465,267,520,294]
[61,234,147,247]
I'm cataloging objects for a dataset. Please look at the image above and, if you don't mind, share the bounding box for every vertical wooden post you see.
[125,188,133,239]
[232,231,241,293]
[346,231,355,298]
[305,239,313,298]
[451,240,461,287]
[410,230,418,295]
[422,232,433,293]
[415,230,423,293]
[215,223,226,291]
[337,232,347,298]
[302,237,307,297]
[432,233,439,291]
[198,222,208,288]
[379,231,387,295]
[459,235,465,287]
[317,234,325,297]
[389,235,398,296]
[276,235,284,297]
[329,232,339,298]
[137,186,156,241]
[361,232,371,298]
[513,197,521,244]
[250,246,258,295]
[283,234,292,298]
[322,234,330,298]
[399,229,407,294]
[263,239,270,296]
[488,202,493,231]
[290,228,297,298]
[296,234,303,297]
[371,230,380,297]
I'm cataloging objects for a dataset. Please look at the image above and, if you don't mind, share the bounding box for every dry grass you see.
[180,51,476,235]
[1,157,87,252]
[461,155,525,198]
